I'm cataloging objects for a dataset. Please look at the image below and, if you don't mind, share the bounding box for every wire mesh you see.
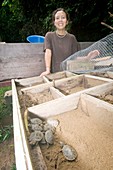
[61,33,113,74]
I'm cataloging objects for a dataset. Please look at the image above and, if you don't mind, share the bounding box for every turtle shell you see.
[30,118,43,125]
[29,131,43,145]
[45,129,54,145]
[31,124,43,131]
[62,144,78,161]
[43,123,55,133]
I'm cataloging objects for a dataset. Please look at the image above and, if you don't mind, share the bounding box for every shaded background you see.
[0,0,113,42]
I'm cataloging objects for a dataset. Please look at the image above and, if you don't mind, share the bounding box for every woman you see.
[40,8,80,76]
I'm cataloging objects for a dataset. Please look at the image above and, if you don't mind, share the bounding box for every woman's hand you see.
[40,70,50,77]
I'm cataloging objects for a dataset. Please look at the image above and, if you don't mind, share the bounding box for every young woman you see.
[40,8,80,76]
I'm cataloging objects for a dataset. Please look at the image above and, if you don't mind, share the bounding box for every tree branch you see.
[101,22,113,31]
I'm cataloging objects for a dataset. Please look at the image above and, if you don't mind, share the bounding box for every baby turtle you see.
[45,129,54,147]
[40,135,47,144]
[30,124,43,131]
[61,143,78,161]
[43,123,55,133]
[30,117,43,125]
[29,131,43,145]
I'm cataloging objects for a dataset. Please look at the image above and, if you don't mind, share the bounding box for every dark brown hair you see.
[52,8,69,23]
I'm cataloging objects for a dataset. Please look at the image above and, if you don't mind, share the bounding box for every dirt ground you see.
[0,115,15,170]
[0,138,15,170]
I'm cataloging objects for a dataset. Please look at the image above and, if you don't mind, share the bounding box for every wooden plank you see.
[106,71,113,79]
[12,79,33,170]
[0,42,94,81]
[47,74,112,89]
[45,71,67,80]
[85,74,113,82]
[65,70,77,77]
[86,82,113,97]
[21,82,53,93]
[36,146,47,170]
[0,80,11,87]
[48,74,83,87]
[44,71,76,82]
[80,93,113,137]
[94,58,113,66]
[28,93,81,119]
[50,87,65,98]
[66,60,95,71]
[0,55,45,80]
[15,76,44,87]
[0,43,45,81]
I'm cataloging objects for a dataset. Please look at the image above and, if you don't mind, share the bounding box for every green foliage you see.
[0,125,13,143]
[0,86,12,119]
[11,164,16,170]
[0,86,13,143]
[0,0,25,42]
[0,0,113,42]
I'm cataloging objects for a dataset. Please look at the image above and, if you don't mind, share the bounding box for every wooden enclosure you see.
[12,71,113,170]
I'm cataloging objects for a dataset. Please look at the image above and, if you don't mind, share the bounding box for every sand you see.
[47,107,113,170]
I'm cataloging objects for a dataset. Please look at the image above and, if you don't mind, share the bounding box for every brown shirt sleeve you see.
[43,32,52,52]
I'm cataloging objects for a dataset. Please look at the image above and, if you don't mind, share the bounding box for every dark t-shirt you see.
[44,31,80,72]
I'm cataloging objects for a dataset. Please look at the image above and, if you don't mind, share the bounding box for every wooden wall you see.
[0,42,94,81]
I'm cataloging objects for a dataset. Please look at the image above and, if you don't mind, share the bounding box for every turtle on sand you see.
[45,129,54,147]
[30,124,43,131]
[29,131,44,145]
[29,117,43,125]
[60,142,78,161]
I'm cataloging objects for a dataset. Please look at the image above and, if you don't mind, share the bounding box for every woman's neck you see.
[56,30,67,36]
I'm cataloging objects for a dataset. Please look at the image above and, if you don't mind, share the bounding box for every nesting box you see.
[12,71,113,170]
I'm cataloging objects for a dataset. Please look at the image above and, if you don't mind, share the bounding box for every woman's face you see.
[54,10,68,30]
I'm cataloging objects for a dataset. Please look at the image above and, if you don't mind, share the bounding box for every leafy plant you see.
[0,86,13,143]
[0,0,113,42]
[0,125,13,143]
[11,163,16,170]
[0,86,12,119]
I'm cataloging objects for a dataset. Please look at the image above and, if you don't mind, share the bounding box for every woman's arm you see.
[40,49,52,76]
[76,50,100,61]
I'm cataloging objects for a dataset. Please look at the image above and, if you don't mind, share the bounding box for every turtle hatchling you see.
[30,117,43,125]
[29,131,43,145]
[45,129,54,146]
[43,123,55,133]
[30,124,43,131]
[61,144,78,161]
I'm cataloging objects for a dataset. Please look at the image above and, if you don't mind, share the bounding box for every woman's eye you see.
[55,16,66,20]
[55,18,58,20]
[62,17,65,19]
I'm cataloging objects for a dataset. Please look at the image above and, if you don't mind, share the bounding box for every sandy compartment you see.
[40,106,113,170]
[27,105,113,170]
[15,73,113,170]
